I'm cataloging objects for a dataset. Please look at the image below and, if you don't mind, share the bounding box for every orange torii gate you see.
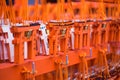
[91,20,111,46]
[11,24,39,64]
[74,21,83,49]
[108,21,118,43]
[94,20,110,47]
[74,20,91,49]
[47,20,73,55]
[112,20,120,43]
[91,22,99,46]
[47,21,60,55]
[82,21,91,48]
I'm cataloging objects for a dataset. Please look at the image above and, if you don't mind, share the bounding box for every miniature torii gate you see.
[11,25,39,64]
[74,21,91,49]
[99,20,110,45]
[47,20,73,55]
[74,21,82,49]
[92,20,110,46]
[109,21,120,43]
[91,22,99,46]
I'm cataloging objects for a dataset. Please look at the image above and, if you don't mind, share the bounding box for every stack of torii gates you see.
[0,18,120,80]
[0,0,120,80]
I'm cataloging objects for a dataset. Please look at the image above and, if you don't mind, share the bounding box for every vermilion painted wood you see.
[0,48,97,80]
